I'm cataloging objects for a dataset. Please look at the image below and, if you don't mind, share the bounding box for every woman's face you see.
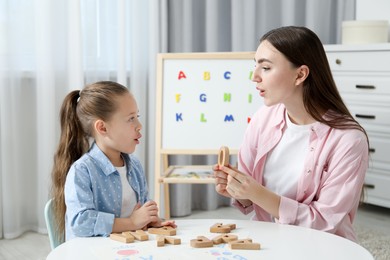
[252,40,302,107]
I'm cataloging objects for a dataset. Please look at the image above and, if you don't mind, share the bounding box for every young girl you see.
[214,26,369,242]
[51,81,175,241]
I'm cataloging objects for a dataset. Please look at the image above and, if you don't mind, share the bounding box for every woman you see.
[214,26,369,241]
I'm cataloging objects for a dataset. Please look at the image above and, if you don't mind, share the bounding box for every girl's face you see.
[252,40,302,107]
[101,92,142,156]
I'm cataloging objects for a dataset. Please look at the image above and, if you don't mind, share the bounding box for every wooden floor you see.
[0,203,389,260]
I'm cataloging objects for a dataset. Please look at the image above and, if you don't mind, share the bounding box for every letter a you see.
[178,71,187,80]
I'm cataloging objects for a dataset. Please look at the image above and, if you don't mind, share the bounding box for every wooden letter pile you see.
[190,222,261,250]
[110,230,148,243]
[110,226,181,247]
[110,223,261,250]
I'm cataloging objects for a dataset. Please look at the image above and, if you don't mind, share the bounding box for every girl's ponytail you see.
[51,90,88,242]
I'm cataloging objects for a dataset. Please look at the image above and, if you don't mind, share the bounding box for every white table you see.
[47,219,373,260]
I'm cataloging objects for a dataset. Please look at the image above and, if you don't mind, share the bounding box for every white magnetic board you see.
[156,52,263,154]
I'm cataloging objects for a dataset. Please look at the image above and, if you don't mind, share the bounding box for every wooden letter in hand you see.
[148,226,177,236]
[218,146,230,166]
[229,238,261,250]
[210,223,236,233]
[190,236,213,248]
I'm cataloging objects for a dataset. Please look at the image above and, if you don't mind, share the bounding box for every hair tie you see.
[77,91,81,103]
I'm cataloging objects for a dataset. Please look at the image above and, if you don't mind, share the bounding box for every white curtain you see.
[0,0,355,238]
[0,0,163,239]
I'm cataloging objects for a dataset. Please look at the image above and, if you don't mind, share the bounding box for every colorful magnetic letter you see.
[223,93,231,102]
[176,113,183,121]
[224,71,231,79]
[178,71,187,80]
[224,115,234,122]
[248,94,252,103]
[203,71,210,80]
[200,113,207,122]
[199,93,207,102]
[175,94,181,103]
[249,71,253,80]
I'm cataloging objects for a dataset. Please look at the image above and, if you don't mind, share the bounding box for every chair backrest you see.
[44,198,63,250]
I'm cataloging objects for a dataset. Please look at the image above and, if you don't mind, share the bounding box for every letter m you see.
[224,115,234,122]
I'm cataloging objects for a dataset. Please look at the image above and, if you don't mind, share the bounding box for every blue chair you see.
[44,198,63,249]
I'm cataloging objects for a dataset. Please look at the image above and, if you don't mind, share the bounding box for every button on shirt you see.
[234,104,369,241]
[64,142,149,241]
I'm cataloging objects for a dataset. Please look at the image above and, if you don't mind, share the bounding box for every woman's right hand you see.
[213,164,233,198]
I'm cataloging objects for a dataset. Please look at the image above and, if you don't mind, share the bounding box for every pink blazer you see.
[233,104,369,241]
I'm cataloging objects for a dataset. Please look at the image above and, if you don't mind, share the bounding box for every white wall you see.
[356,0,390,40]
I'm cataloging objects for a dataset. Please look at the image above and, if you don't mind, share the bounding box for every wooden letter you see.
[110,233,134,243]
[210,222,236,233]
[164,236,181,245]
[190,236,213,248]
[229,239,261,250]
[157,235,165,247]
[127,230,149,241]
[156,235,181,247]
[148,226,176,236]
[212,234,238,244]
[218,146,230,167]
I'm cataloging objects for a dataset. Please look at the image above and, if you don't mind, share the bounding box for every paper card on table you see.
[90,244,154,260]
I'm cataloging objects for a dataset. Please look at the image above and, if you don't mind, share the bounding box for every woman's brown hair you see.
[260,26,369,202]
[260,26,368,136]
[50,81,129,242]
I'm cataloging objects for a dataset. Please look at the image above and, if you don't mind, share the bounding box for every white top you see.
[47,219,374,260]
[263,111,312,199]
[116,165,137,218]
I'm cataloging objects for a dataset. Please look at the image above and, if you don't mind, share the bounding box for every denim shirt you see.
[64,142,149,241]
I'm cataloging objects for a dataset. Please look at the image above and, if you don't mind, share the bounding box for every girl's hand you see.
[148,219,177,228]
[213,164,233,198]
[129,200,159,230]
